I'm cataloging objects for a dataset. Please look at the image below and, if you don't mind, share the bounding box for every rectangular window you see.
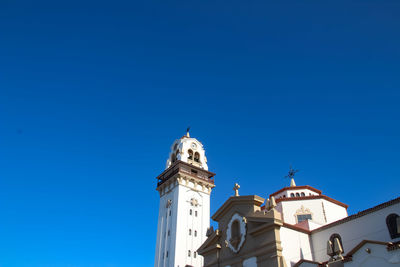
[188,250,191,257]
[166,251,168,258]
[297,214,312,222]
[190,209,192,215]
[189,229,191,235]
[195,211,197,217]
[169,210,171,216]
[194,252,197,258]
[194,230,197,237]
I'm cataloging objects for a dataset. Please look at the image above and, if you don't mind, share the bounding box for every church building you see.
[155,133,400,267]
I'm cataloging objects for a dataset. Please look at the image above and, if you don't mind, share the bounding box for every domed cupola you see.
[165,130,208,170]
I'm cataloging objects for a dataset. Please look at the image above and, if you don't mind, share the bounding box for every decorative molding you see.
[226,213,247,253]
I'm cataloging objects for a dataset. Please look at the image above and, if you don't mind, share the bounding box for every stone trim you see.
[212,195,265,221]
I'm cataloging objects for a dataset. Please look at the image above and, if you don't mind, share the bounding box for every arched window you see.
[194,230,197,237]
[194,152,200,162]
[301,192,305,197]
[171,153,177,163]
[290,193,295,197]
[386,213,400,239]
[188,149,193,160]
[194,251,197,258]
[329,233,344,253]
[230,220,241,249]
[296,193,300,197]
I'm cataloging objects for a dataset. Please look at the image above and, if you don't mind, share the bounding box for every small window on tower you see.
[194,230,197,237]
[188,149,193,160]
[195,211,198,217]
[190,209,192,215]
[169,210,171,216]
[194,252,197,258]
[188,250,191,257]
[194,152,200,162]
[168,230,170,236]
[166,251,168,258]
[189,229,192,235]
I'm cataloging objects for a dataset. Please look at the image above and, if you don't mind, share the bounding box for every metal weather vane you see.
[285,165,299,180]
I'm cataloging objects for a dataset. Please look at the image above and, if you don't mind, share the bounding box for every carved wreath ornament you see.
[226,213,247,253]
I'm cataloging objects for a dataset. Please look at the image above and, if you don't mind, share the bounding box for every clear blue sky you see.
[1,1,399,266]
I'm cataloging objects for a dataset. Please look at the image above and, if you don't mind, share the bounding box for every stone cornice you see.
[212,195,265,222]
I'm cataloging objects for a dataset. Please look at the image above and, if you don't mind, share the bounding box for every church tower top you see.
[165,131,208,170]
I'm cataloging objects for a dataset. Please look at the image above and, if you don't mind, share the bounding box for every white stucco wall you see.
[279,189,320,199]
[280,199,347,226]
[310,202,400,263]
[166,137,208,170]
[346,243,400,267]
[154,182,179,267]
[155,181,211,267]
[280,226,313,267]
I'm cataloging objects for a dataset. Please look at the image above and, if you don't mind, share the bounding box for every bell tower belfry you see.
[154,132,215,267]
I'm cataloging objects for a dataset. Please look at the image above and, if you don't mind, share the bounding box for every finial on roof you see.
[233,183,240,197]
[186,126,191,137]
[266,196,277,210]
[285,165,299,187]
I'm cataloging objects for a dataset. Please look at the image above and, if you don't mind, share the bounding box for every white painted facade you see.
[280,226,313,266]
[279,198,347,226]
[271,182,400,267]
[155,133,213,267]
[310,201,400,263]
[166,134,208,171]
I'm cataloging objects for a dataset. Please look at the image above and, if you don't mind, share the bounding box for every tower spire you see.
[186,126,191,137]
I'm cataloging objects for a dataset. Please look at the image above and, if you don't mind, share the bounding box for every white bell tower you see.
[154,131,215,267]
